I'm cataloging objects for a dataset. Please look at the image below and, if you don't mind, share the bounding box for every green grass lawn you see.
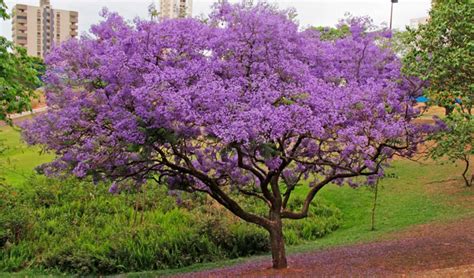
[0,126,53,186]
[0,124,472,277]
[295,159,469,251]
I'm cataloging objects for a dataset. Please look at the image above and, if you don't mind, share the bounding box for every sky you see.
[0,0,432,39]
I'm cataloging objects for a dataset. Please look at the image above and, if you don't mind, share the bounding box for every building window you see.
[17,35,27,40]
[17,15,27,19]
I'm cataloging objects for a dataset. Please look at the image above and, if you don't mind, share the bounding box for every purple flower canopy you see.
[23,2,426,197]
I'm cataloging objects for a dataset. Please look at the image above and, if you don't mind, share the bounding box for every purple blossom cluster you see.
[23,2,427,223]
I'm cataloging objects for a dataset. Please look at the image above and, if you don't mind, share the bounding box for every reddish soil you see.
[175,218,474,277]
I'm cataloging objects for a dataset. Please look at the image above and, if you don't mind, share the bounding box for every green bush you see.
[196,208,270,258]
[0,175,342,274]
[284,196,342,242]
[0,207,32,246]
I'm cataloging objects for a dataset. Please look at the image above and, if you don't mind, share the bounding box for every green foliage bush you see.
[283,196,342,244]
[0,176,341,274]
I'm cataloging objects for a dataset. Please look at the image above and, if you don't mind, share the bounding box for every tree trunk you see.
[445,105,454,116]
[371,181,379,231]
[462,156,472,187]
[268,214,287,269]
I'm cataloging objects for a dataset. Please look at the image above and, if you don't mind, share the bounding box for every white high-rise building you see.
[160,0,193,19]
[11,0,78,58]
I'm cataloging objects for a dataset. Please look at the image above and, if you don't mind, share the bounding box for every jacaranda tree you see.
[23,2,429,268]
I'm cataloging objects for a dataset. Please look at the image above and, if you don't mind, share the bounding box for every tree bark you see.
[268,212,287,269]
[445,105,454,116]
[462,156,472,187]
[371,181,379,231]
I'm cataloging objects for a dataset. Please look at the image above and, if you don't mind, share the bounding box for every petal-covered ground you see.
[176,218,474,277]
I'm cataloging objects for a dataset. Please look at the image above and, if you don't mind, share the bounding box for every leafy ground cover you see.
[0,125,472,276]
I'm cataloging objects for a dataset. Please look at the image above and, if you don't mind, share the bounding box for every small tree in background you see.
[0,0,43,124]
[403,0,473,186]
[23,2,429,269]
[311,25,350,41]
[429,114,473,187]
[148,1,159,21]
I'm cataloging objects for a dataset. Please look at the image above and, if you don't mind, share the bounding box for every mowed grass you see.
[293,159,472,251]
[0,126,53,186]
[0,124,472,277]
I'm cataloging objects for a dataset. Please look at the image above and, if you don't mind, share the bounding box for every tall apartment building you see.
[11,0,78,58]
[159,0,193,20]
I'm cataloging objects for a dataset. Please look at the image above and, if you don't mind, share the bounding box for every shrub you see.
[0,176,341,274]
[196,207,270,258]
[284,196,342,242]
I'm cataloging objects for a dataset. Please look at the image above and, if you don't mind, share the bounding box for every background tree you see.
[0,0,43,124]
[403,0,473,115]
[23,2,428,269]
[311,25,350,41]
[390,30,411,57]
[429,114,473,187]
[403,0,473,186]
[148,1,159,21]
[0,0,8,19]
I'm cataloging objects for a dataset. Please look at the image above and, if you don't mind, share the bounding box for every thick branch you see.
[233,144,275,206]
[281,141,404,219]
[155,146,273,229]
[282,171,305,209]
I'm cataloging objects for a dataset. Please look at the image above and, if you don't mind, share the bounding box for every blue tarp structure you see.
[415,96,462,104]
[416,96,429,103]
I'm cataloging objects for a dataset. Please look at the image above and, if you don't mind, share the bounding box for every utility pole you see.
[390,0,398,30]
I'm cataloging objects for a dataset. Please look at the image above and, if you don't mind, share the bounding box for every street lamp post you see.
[390,0,398,30]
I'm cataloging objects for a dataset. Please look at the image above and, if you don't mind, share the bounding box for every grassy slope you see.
[0,125,472,277]
[0,126,53,186]
[296,159,468,251]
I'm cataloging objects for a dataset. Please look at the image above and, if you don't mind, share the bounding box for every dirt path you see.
[0,107,47,127]
[175,218,474,277]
